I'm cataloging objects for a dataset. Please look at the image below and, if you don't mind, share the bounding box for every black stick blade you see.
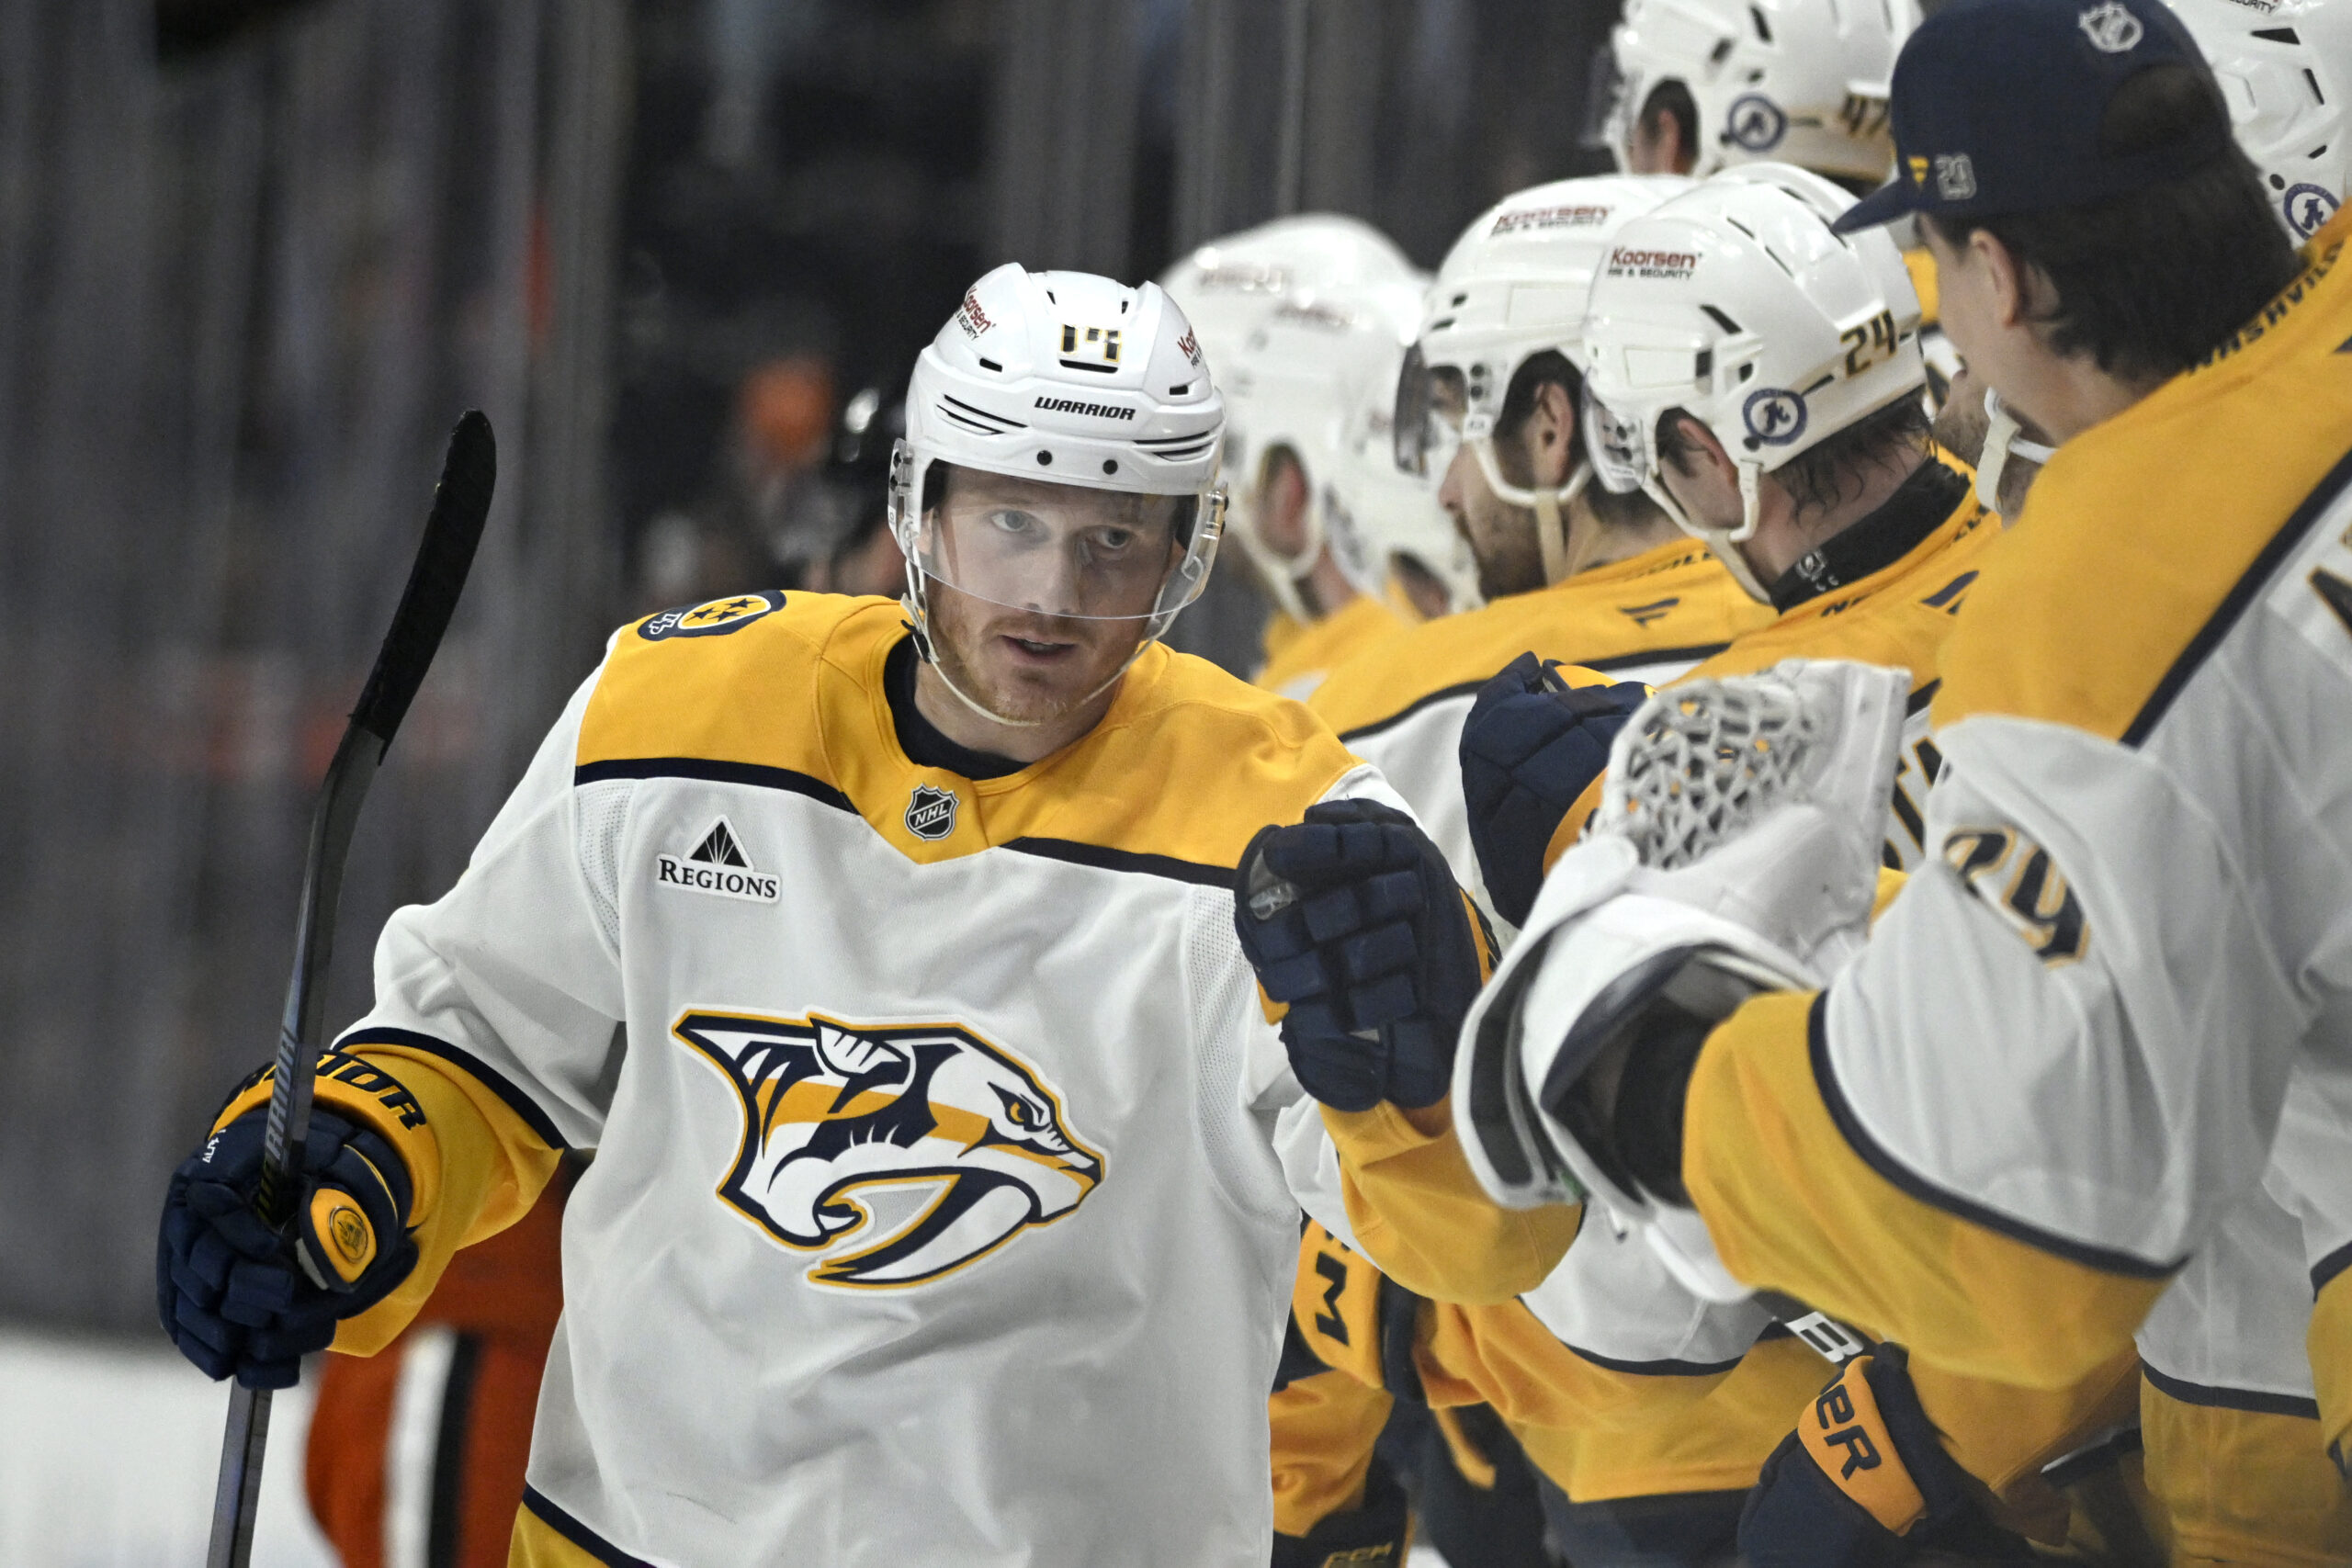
[350,412,496,748]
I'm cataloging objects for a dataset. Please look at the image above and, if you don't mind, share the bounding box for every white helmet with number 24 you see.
[1578,164,1924,602]
[890,264,1227,711]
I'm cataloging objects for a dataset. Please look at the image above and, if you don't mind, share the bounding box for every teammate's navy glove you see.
[157,1106,418,1389]
[1236,798,1491,1113]
[1740,1343,2037,1567]
[1459,653,1650,927]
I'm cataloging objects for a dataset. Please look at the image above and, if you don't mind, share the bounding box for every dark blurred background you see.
[1,0,1617,1335]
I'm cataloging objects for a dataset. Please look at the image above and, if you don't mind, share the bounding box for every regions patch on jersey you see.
[676,1010,1104,1289]
[656,817,780,903]
[639,591,786,640]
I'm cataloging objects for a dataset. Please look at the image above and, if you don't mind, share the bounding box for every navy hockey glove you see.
[1741,1343,2037,1568]
[157,1106,418,1389]
[1459,654,1650,928]
[1236,798,1492,1113]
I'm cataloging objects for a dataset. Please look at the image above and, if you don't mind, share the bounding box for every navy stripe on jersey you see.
[2142,1361,2323,1421]
[1337,644,1732,745]
[2123,439,2352,748]
[521,1487,658,1568]
[337,1025,574,1153]
[1561,1339,1749,1378]
[2312,1238,2352,1297]
[1338,679,1485,743]
[1807,996,2185,1280]
[573,756,856,813]
[1001,835,1230,887]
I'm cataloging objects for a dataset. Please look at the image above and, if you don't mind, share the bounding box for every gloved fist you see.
[1235,798,1490,1113]
[1741,1343,2036,1567]
[157,1106,418,1389]
[1459,653,1650,927]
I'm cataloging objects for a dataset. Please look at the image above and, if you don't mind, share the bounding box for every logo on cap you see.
[1934,154,1978,202]
[2077,1,2143,52]
[1743,389,1809,447]
[1726,95,1789,152]
[2284,183,2340,240]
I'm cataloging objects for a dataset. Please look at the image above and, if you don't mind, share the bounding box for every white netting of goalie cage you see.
[1598,674,1819,872]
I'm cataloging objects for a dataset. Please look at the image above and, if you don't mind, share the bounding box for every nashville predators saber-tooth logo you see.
[675,1010,1103,1288]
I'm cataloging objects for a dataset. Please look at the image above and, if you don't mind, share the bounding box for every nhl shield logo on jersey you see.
[675,1010,1103,1288]
[638,590,785,640]
[905,784,959,840]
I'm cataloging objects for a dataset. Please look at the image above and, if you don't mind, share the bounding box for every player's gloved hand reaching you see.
[1235,799,1491,1113]
[1459,653,1651,928]
[157,1106,418,1389]
[1741,1343,2037,1567]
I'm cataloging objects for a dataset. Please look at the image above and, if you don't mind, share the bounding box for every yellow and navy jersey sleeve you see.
[1251,593,1413,701]
[211,648,632,1354]
[1269,1222,1398,1537]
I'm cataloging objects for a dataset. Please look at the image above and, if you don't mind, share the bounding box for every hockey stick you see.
[204,411,496,1568]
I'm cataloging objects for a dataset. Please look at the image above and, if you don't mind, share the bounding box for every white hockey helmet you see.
[2165,0,2351,241]
[1394,175,1692,583]
[1326,336,1481,615]
[1579,164,1926,601]
[1602,0,1919,184]
[1159,214,1422,473]
[1216,276,1432,618]
[890,264,1227,715]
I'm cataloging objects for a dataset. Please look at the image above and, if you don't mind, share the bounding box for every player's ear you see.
[1527,380,1578,488]
[1973,228,2035,333]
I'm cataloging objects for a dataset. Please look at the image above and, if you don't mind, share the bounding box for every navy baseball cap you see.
[1834,0,2233,233]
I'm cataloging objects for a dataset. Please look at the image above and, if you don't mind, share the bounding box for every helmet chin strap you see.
[1976,389,2057,520]
[1641,462,1774,604]
[1470,439,1593,585]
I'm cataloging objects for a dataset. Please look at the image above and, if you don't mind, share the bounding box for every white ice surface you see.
[0,1325,334,1568]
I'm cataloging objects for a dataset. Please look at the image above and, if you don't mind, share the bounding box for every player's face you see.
[1430,375,1547,600]
[918,469,1184,723]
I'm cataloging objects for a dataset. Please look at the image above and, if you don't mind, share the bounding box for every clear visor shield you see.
[1581,386,1653,496]
[1392,345,1470,479]
[901,456,1220,625]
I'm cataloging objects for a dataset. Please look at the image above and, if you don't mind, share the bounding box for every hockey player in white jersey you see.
[153,263,1518,1567]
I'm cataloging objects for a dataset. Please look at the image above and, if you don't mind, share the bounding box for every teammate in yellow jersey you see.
[1453,1,2352,1562]
[153,262,1519,1568]
[1158,216,1443,697]
[1255,170,1758,1565]
[1284,164,2096,1567]
[1309,173,1766,925]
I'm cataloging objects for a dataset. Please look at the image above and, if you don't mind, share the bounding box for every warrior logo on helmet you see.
[678,1010,1104,1289]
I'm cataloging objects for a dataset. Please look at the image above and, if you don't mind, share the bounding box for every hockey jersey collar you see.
[1765,458,1972,615]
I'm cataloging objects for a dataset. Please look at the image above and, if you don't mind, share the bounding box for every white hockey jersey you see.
[222,592,1528,1567]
